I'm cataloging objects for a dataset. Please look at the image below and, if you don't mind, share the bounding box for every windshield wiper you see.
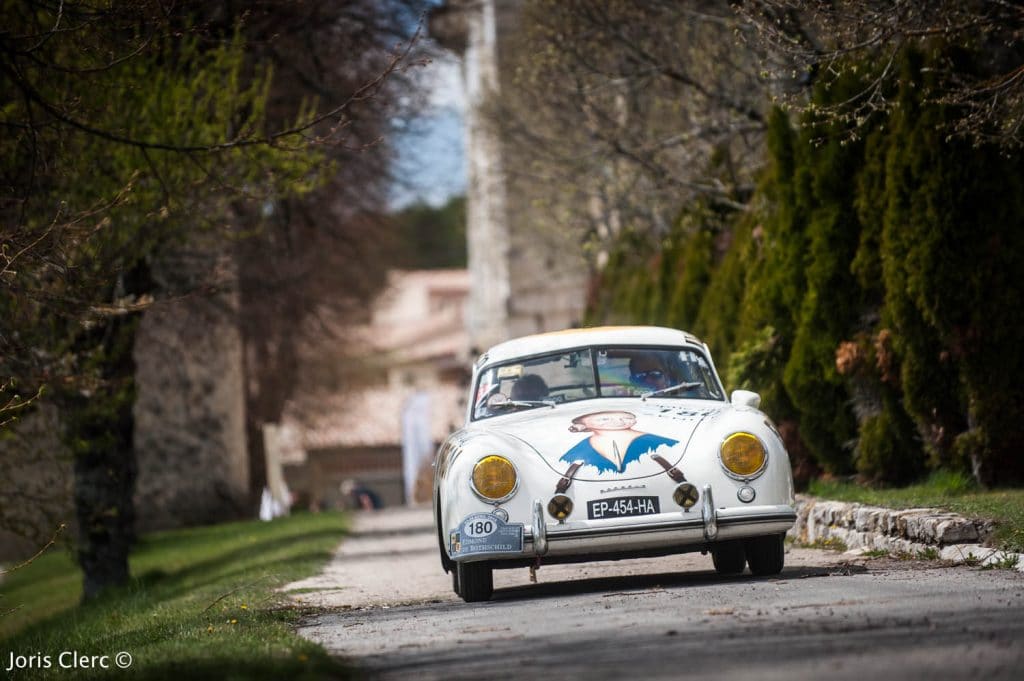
[641,381,703,400]
[489,399,557,411]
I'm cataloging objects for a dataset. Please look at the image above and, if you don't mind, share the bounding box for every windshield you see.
[472,346,724,420]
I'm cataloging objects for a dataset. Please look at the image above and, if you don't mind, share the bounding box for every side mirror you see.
[730,389,761,409]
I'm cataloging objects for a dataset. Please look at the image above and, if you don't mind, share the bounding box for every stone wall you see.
[1,273,251,554]
[132,255,250,532]
[788,495,1022,570]
[790,494,995,548]
[0,404,73,561]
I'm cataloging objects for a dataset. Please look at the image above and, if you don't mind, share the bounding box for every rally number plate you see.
[587,496,660,520]
[450,513,524,557]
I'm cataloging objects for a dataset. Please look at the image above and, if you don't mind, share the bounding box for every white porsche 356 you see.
[433,326,796,602]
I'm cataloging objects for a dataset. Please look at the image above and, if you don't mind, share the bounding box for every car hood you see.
[476,399,726,482]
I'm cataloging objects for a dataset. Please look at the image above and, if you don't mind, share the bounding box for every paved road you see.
[287,508,1024,680]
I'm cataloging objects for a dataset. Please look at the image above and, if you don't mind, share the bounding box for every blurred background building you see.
[280,269,470,510]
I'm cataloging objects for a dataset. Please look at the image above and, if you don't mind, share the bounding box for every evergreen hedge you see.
[589,45,1024,487]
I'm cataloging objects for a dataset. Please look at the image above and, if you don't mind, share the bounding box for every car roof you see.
[477,326,705,368]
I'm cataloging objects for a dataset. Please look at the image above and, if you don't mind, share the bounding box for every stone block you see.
[934,518,978,544]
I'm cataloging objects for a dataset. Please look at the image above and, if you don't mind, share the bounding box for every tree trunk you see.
[72,432,136,599]
[61,293,142,600]
[238,282,300,506]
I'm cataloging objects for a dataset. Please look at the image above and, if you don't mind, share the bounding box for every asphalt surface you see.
[287,507,1024,680]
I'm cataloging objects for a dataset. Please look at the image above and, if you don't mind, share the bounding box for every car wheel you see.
[457,560,493,602]
[451,567,461,596]
[745,534,785,576]
[711,540,747,575]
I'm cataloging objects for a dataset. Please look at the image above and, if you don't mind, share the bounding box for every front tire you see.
[745,534,785,576]
[711,540,747,575]
[456,560,493,602]
[451,567,461,596]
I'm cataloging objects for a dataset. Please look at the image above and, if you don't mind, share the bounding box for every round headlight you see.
[471,455,518,502]
[719,432,767,478]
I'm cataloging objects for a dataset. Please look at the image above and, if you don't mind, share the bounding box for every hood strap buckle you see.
[651,453,686,483]
[555,462,583,494]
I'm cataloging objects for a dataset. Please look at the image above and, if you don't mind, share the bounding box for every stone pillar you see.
[463,0,512,352]
[432,0,589,351]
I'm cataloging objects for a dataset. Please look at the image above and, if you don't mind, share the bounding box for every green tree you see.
[665,208,721,332]
[738,1,1024,147]
[693,218,752,362]
[877,47,1024,485]
[2,13,308,598]
[779,71,872,475]
[727,109,807,423]
[389,195,468,269]
[540,6,1024,488]
[1,1,414,597]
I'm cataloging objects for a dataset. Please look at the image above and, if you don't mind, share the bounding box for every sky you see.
[388,53,467,210]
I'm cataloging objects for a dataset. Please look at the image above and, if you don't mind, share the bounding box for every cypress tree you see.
[694,217,752,363]
[876,48,969,474]
[880,46,1024,485]
[666,210,717,331]
[781,72,871,474]
[586,45,1024,487]
[727,108,807,425]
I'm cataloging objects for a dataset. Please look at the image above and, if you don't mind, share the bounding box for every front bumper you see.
[455,485,796,563]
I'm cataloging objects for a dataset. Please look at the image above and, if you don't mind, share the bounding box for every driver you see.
[628,353,672,392]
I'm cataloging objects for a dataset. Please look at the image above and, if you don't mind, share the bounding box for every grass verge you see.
[808,471,1024,553]
[0,511,349,679]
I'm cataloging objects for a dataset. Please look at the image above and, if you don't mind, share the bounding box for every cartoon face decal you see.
[560,410,679,474]
[569,410,637,432]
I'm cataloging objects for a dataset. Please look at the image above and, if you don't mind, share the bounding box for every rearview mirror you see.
[730,390,761,409]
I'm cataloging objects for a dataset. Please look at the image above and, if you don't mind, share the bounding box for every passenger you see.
[510,373,549,401]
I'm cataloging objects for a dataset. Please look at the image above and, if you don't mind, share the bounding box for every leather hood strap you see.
[555,462,583,494]
[651,454,686,483]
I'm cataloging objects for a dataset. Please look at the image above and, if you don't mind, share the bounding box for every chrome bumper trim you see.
[532,498,548,556]
[525,510,796,544]
[702,484,718,540]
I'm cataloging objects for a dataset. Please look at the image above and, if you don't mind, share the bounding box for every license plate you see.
[587,496,660,520]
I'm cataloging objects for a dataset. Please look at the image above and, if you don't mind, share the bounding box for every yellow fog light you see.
[471,455,518,502]
[719,432,767,479]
